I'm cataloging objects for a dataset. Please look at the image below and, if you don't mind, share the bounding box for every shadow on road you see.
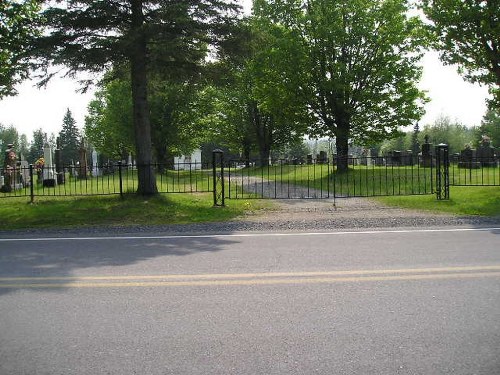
[0,235,239,296]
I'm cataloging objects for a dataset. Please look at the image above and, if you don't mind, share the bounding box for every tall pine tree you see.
[27,128,46,163]
[30,0,240,195]
[58,109,80,165]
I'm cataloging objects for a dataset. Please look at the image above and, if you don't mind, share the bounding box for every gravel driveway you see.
[236,197,500,231]
[224,175,499,232]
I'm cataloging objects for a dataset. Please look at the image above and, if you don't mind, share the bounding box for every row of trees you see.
[1,0,499,194]
[0,109,81,165]
[380,109,500,155]
[3,106,497,168]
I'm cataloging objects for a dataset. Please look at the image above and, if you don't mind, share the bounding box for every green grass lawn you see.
[375,186,500,217]
[0,193,270,231]
[240,164,437,196]
[1,166,498,230]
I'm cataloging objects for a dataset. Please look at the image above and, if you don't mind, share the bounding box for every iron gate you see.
[212,147,451,204]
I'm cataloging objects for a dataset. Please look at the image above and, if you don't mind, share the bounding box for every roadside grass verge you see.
[0,193,270,231]
[374,186,500,217]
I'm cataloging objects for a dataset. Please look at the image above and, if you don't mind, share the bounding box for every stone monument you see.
[420,135,433,167]
[476,135,497,167]
[1,144,17,192]
[91,148,100,176]
[43,142,57,187]
[55,137,65,184]
[78,140,88,179]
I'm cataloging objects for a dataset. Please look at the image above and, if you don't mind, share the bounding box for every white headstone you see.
[92,149,100,176]
[43,143,56,183]
[19,160,30,187]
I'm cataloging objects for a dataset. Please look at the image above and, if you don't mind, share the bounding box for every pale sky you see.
[0,0,490,141]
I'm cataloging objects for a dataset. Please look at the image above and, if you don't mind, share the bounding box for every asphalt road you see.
[1,227,500,374]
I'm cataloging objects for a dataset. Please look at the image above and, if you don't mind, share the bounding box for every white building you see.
[173,149,202,170]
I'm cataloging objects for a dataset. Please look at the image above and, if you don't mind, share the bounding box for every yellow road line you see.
[1,265,500,283]
[1,271,500,289]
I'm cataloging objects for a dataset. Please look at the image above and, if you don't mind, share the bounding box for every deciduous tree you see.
[477,108,500,146]
[254,0,428,171]
[0,0,40,98]
[421,0,500,106]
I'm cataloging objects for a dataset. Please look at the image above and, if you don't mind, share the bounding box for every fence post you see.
[435,143,450,200]
[212,149,225,207]
[118,161,124,199]
[29,164,35,204]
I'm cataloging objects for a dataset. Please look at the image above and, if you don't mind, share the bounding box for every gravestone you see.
[389,150,401,166]
[420,135,433,167]
[366,149,372,166]
[317,151,327,164]
[43,143,57,187]
[458,145,480,169]
[92,148,101,176]
[1,144,17,192]
[370,148,384,166]
[127,153,133,170]
[55,137,65,184]
[78,142,88,179]
[402,150,414,166]
[70,160,78,178]
[476,135,497,167]
[19,160,30,187]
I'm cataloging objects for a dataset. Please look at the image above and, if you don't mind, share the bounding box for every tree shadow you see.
[0,235,239,296]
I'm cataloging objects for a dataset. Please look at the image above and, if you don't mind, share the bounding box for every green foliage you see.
[421,116,476,154]
[254,0,429,170]
[31,0,241,195]
[205,18,308,161]
[421,0,500,106]
[272,140,311,161]
[58,109,81,164]
[379,131,412,155]
[27,128,46,163]
[0,124,19,158]
[380,116,477,154]
[0,0,41,97]
[84,73,204,163]
[149,77,205,165]
[18,133,29,158]
[476,108,500,147]
[84,78,134,160]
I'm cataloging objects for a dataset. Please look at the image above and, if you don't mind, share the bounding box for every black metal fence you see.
[225,156,438,200]
[1,149,497,203]
[222,148,497,201]
[449,155,500,186]
[0,161,214,202]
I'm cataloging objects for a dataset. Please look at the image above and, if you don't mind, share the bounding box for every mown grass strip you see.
[0,193,270,230]
[375,186,500,216]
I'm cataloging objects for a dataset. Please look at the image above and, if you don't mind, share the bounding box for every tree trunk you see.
[249,101,272,167]
[242,139,251,168]
[154,144,167,174]
[335,119,350,173]
[130,0,157,195]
